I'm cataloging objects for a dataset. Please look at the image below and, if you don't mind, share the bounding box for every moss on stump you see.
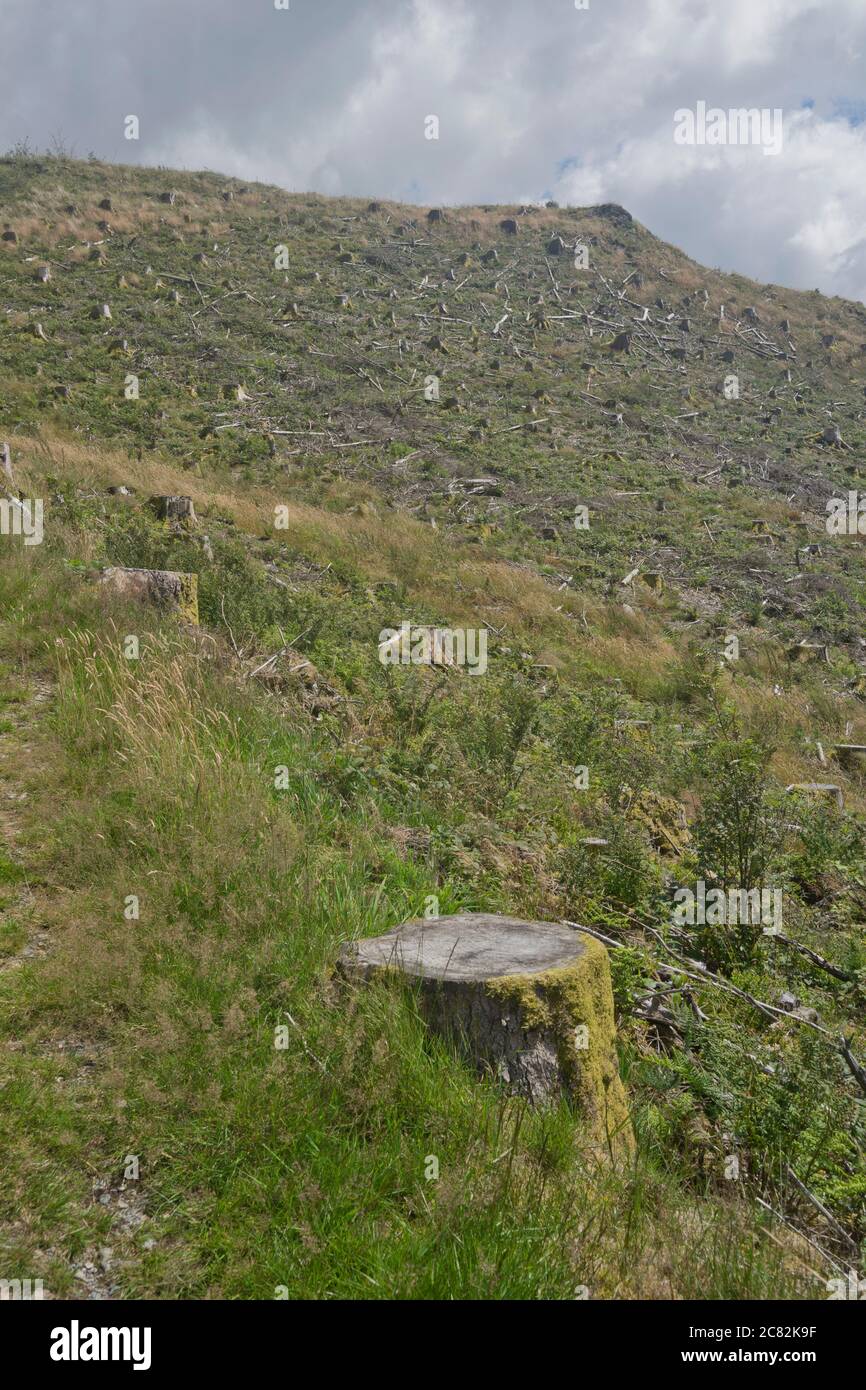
[100,566,199,624]
[338,913,632,1151]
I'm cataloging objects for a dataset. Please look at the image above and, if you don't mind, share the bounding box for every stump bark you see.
[100,566,199,624]
[148,494,198,526]
[338,913,631,1147]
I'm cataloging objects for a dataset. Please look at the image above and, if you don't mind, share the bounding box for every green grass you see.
[0,556,825,1299]
[0,852,25,887]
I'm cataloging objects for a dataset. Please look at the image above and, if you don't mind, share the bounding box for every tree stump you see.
[785,782,843,810]
[338,914,631,1146]
[148,495,197,526]
[833,744,866,768]
[100,567,198,624]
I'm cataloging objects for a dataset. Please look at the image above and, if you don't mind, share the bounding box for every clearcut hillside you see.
[1,151,865,1300]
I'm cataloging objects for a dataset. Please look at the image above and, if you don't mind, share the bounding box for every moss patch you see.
[486,934,633,1152]
[178,572,198,625]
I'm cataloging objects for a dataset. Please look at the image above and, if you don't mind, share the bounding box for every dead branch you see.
[768,933,853,982]
[839,1034,866,1098]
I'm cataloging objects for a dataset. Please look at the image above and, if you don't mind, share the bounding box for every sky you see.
[2,0,866,302]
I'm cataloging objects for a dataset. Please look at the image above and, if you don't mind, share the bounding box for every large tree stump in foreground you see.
[100,566,199,624]
[339,914,632,1148]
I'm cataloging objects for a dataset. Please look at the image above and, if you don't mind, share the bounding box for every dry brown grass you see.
[16,430,682,685]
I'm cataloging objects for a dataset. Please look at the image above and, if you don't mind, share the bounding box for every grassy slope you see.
[1,152,865,1298]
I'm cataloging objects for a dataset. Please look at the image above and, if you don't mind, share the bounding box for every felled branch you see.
[767,932,853,982]
[839,1034,866,1098]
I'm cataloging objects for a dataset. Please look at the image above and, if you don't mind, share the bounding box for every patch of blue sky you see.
[832,98,866,127]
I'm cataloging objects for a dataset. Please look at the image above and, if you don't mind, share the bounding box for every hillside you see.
[1,150,865,1300]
